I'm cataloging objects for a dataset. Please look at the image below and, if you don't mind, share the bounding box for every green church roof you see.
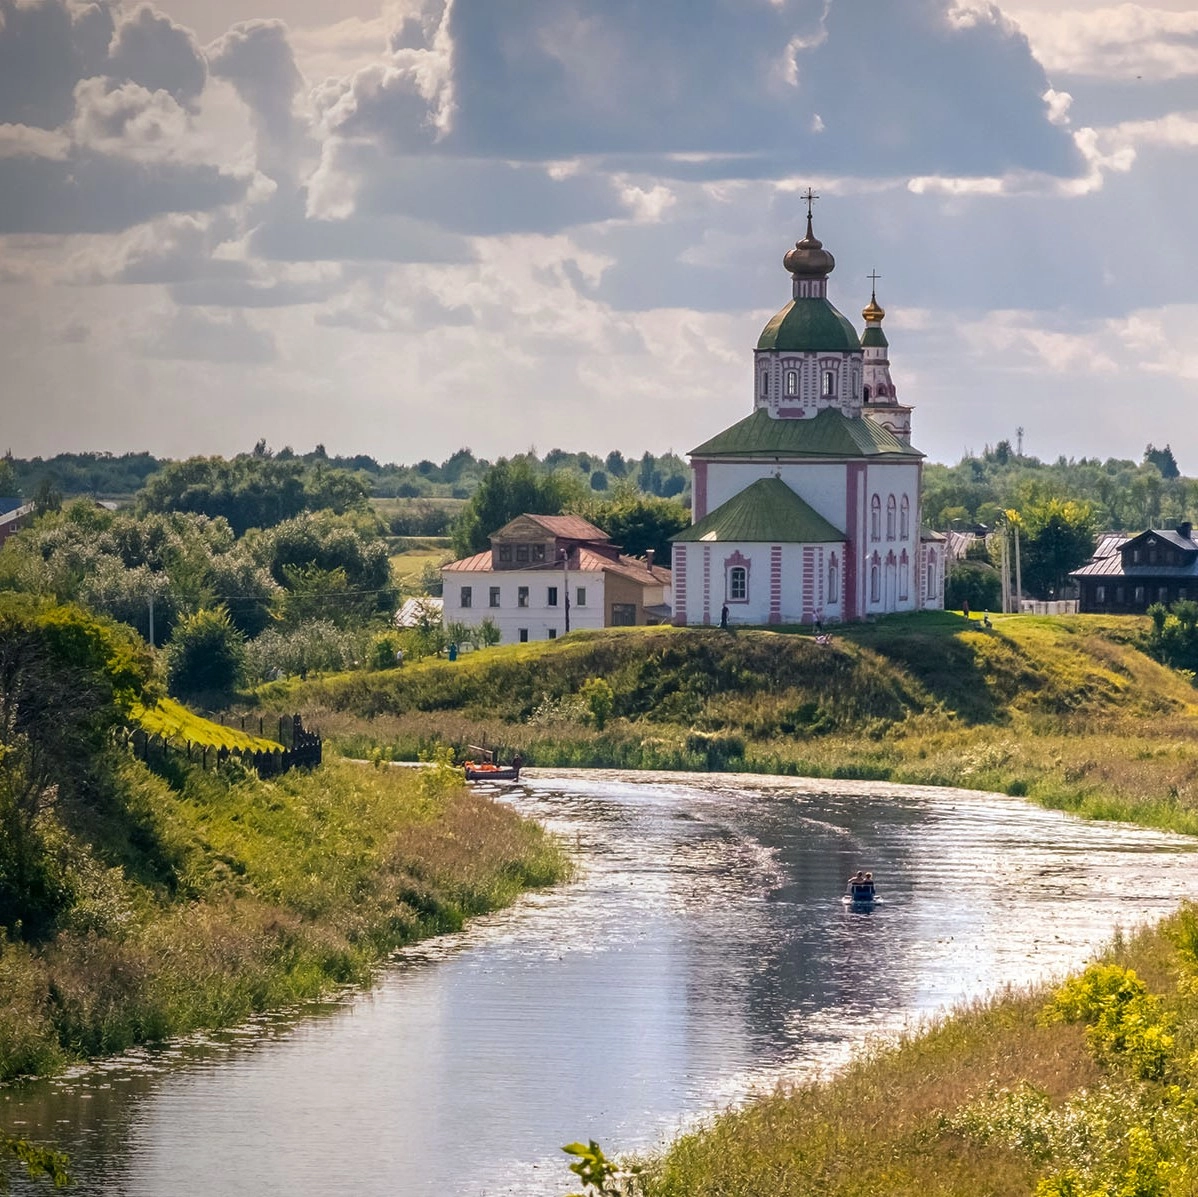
[861,327,888,348]
[689,407,923,460]
[756,298,861,353]
[673,477,845,544]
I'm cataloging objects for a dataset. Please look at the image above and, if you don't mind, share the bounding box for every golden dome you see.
[862,294,885,323]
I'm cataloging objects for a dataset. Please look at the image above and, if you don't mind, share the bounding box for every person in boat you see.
[511,752,523,774]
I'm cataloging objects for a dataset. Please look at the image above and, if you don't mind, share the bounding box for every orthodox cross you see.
[867,269,882,293]
[802,187,819,219]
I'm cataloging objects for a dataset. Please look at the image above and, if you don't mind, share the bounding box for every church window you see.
[460,586,472,608]
[828,556,839,603]
[761,371,769,397]
[900,495,910,539]
[886,495,896,540]
[899,552,909,601]
[870,495,881,541]
[926,562,935,598]
[863,385,871,401]
[870,556,880,603]
[822,370,835,396]
[729,566,747,601]
[785,370,798,396]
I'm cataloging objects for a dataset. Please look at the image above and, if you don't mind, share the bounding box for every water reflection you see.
[3,771,1194,1197]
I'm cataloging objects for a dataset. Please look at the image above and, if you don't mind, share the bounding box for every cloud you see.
[0,0,114,128]
[1007,4,1198,80]
[207,18,309,177]
[139,306,277,362]
[107,3,206,107]
[70,77,192,159]
[322,0,1081,179]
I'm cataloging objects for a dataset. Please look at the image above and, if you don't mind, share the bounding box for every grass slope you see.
[262,612,1198,834]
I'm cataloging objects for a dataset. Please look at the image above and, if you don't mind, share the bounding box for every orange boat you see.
[463,762,521,782]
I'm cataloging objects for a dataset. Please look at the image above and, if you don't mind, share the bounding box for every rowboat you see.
[463,763,521,782]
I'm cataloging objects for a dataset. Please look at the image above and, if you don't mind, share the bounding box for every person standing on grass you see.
[963,599,970,619]
[720,603,729,630]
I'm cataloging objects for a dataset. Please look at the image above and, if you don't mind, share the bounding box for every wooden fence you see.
[127,713,322,778]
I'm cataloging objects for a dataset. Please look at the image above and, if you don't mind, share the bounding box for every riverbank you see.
[258,611,1198,836]
[634,907,1198,1197]
[0,755,567,1084]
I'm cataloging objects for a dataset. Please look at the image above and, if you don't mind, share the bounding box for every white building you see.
[673,199,945,626]
[441,514,672,645]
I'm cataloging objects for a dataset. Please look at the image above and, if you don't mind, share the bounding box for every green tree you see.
[1017,498,1097,599]
[579,489,690,565]
[580,677,615,730]
[451,458,580,556]
[946,560,1002,612]
[1144,443,1180,480]
[164,607,246,699]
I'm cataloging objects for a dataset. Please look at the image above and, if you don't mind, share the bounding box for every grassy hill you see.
[260,611,1198,834]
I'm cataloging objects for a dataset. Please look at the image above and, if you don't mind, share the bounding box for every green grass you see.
[260,612,1198,837]
[632,912,1198,1196]
[0,757,568,1082]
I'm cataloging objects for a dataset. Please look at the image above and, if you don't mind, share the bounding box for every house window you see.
[489,586,501,608]
[886,495,896,540]
[1116,586,1125,604]
[517,586,529,608]
[519,628,528,642]
[822,370,835,396]
[1132,550,1141,564]
[1096,585,1105,604]
[1134,586,1145,605]
[1149,549,1158,565]
[1159,587,1169,604]
[576,587,587,607]
[870,495,881,541]
[900,495,910,539]
[548,628,557,639]
[516,544,529,563]
[870,557,881,603]
[547,586,558,607]
[498,546,512,563]
[728,566,747,601]
[460,586,472,608]
[785,369,798,396]
[828,555,839,603]
[533,544,545,562]
[611,603,637,626]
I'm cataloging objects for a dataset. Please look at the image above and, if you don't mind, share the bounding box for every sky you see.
[2,0,1196,472]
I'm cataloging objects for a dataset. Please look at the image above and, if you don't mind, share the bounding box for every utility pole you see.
[1013,520,1022,614]
[1000,525,1011,614]
[1016,426,1024,458]
[561,548,570,634]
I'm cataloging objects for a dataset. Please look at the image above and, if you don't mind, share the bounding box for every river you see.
[2,770,1195,1196]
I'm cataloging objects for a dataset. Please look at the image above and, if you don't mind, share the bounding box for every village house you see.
[440,513,671,645]
[1071,522,1198,613]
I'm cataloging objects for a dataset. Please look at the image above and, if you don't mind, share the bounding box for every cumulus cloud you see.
[207,18,310,178]
[107,3,206,107]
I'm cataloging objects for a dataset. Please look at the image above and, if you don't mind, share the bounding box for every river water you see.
[3,770,1196,1196]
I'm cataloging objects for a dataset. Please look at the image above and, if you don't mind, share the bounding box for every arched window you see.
[822,370,835,396]
[785,369,798,396]
[728,566,747,601]
[870,494,881,541]
[761,371,769,398]
[900,495,910,539]
[828,554,839,603]
[870,554,881,603]
[886,495,896,540]
[863,385,871,401]
[899,550,909,601]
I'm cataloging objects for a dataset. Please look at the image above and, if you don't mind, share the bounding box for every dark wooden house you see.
[1071,522,1198,613]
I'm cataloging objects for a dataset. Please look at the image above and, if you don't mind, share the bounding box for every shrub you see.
[165,607,246,699]
[580,677,615,730]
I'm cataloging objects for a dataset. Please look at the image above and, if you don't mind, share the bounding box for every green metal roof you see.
[861,327,888,348]
[756,298,861,353]
[689,407,923,460]
[673,477,845,544]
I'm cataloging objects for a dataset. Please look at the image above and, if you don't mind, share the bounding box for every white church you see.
[672,197,945,626]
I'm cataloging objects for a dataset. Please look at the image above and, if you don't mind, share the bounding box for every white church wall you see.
[704,462,849,532]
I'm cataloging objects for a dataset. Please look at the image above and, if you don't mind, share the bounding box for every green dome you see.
[861,326,888,348]
[757,298,861,353]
